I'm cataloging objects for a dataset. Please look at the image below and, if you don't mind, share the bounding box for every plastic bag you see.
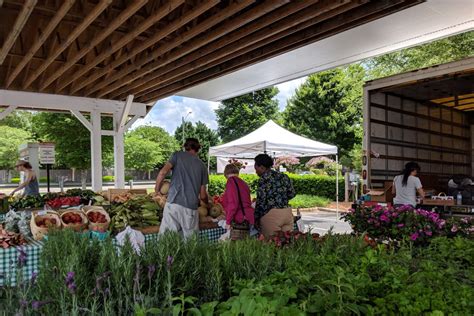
[115,226,145,254]
[218,230,230,242]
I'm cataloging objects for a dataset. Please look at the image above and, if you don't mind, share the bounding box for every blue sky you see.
[133,76,307,135]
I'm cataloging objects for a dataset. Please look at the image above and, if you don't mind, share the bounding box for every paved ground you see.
[297,211,352,235]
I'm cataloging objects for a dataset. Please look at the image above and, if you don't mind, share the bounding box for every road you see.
[297,211,352,235]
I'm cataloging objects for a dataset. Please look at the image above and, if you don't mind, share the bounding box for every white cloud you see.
[132,96,219,135]
[133,76,307,134]
[274,76,307,110]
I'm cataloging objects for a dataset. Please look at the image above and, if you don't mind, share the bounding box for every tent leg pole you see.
[336,154,339,219]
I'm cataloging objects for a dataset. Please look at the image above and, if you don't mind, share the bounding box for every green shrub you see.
[102,175,133,182]
[10,177,48,183]
[10,177,20,184]
[209,173,343,200]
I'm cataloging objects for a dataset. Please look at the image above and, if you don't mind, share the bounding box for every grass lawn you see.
[289,194,330,208]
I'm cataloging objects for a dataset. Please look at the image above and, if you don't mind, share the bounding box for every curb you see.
[318,207,349,213]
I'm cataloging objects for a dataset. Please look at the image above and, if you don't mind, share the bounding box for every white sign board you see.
[39,143,56,165]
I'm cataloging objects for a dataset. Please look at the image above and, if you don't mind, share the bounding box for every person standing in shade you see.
[254,154,296,237]
[10,160,39,197]
[155,138,209,238]
[392,161,425,207]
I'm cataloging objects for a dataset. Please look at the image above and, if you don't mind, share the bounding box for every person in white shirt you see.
[392,162,425,207]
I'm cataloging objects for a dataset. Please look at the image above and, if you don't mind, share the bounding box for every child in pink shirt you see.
[221,164,255,234]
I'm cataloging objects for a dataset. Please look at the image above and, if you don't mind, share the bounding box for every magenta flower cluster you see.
[343,204,473,243]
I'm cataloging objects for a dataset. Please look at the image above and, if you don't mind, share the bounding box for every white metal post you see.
[90,110,103,191]
[336,154,339,219]
[114,114,125,189]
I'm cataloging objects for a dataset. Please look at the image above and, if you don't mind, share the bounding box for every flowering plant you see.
[274,156,300,171]
[227,158,247,170]
[343,205,473,243]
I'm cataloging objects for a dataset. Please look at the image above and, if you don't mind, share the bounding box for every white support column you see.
[90,110,103,191]
[113,114,125,189]
[336,154,339,219]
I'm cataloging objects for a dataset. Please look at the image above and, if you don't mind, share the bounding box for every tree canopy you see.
[283,64,365,160]
[216,87,280,142]
[0,126,32,170]
[174,121,220,169]
[32,113,114,170]
[124,125,179,172]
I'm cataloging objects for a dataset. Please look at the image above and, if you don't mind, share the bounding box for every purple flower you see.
[17,248,27,268]
[65,271,75,284]
[20,299,28,308]
[167,256,174,269]
[461,217,469,224]
[410,232,419,241]
[380,215,390,223]
[148,264,156,279]
[68,282,77,294]
[31,271,38,284]
[31,300,51,310]
[451,225,459,233]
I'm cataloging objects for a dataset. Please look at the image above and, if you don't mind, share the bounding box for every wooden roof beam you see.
[56,0,185,93]
[105,0,298,99]
[22,0,112,90]
[77,0,222,96]
[5,0,75,88]
[0,0,37,65]
[110,0,334,100]
[140,0,412,102]
[82,0,255,97]
[39,0,148,91]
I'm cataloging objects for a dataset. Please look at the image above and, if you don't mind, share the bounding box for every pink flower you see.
[397,223,405,228]
[451,225,459,233]
[410,232,419,241]
[380,215,390,223]
[425,230,432,236]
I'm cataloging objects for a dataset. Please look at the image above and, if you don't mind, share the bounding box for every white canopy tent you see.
[209,120,340,213]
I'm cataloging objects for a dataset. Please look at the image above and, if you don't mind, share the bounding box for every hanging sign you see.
[39,143,56,165]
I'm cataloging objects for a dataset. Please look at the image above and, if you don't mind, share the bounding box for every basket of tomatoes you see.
[83,206,110,232]
[30,211,61,240]
[60,210,88,232]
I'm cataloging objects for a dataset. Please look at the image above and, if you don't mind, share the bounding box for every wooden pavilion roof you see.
[0,0,423,104]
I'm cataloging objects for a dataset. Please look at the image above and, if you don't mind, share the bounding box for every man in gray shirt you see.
[155,138,209,238]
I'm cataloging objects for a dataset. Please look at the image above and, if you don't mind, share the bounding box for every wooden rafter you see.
[89,0,262,98]
[139,0,412,102]
[22,0,112,89]
[79,0,222,96]
[39,0,147,91]
[105,0,294,99]
[56,0,185,93]
[0,0,37,65]
[111,0,329,99]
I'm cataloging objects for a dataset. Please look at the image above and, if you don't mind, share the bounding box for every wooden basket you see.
[135,225,160,235]
[83,206,110,232]
[59,209,88,232]
[30,210,61,240]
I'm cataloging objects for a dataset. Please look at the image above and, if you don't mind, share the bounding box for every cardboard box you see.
[367,181,394,203]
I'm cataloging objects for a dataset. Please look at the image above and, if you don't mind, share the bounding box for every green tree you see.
[0,110,35,133]
[126,125,179,162]
[0,126,32,175]
[216,87,280,142]
[124,136,163,179]
[366,31,474,79]
[32,113,114,174]
[174,121,220,170]
[283,64,365,161]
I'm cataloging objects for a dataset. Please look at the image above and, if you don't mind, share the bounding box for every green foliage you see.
[174,121,220,170]
[0,110,35,133]
[102,175,133,182]
[289,195,330,208]
[127,125,179,163]
[283,64,365,160]
[10,177,47,184]
[125,136,163,172]
[216,87,280,142]
[208,173,343,200]
[366,31,474,80]
[0,125,32,170]
[2,231,473,315]
[32,113,114,170]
